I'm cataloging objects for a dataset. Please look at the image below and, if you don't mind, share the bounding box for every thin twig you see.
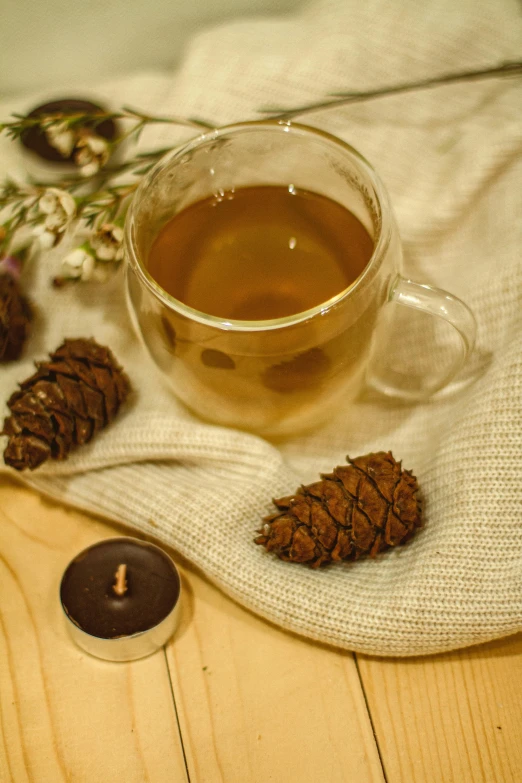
[0,107,214,138]
[261,61,522,119]
[121,105,214,129]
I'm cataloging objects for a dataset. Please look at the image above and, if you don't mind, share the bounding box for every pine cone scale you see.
[32,380,67,411]
[75,416,94,445]
[351,505,376,551]
[357,476,388,528]
[56,373,88,416]
[273,495,295,509]
[37,359,75,378]
[290,497,311,525]
[310,501,338,550]
[12,411,55,443]
[306,481,327,499]
[256,452,422,567]
[80,384,106,427]
[256,515,295,551]
[331,528,353,561]
[9,392,45,417]
[66,357,98,389]
[289,526,319,563]
[322,480,348,525]
[4,434,51,470]
[384,510,408,547]
[334,465,361,497]
[354,453,401,504]
[91,365,119,418]
[53,410,75,444]
[393,474,420,525]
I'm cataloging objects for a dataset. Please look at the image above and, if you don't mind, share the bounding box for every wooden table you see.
[1,476,520,783]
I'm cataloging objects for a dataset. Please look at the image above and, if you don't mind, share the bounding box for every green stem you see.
[0,107,215,139]
[260,60,522,119]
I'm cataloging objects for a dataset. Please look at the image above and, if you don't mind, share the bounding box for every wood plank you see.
[357,634,522,783]
[166,564,385,783]
[0,478,189,783]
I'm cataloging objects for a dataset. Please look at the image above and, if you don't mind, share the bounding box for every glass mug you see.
[124,121,476,437]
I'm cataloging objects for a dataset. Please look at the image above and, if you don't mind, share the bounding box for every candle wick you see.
[113,563,128,597]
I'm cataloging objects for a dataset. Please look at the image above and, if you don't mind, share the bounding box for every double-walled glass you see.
[125,121,476,437]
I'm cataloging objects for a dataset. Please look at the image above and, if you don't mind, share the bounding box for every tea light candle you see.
[60,537,181,662]
[19,97,117,183]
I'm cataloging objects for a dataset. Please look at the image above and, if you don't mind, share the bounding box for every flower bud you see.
[45,122,75,158]
[74,132,110,177]
[91,223,124,262]
[33,224,58,249]
[61,247,93,279]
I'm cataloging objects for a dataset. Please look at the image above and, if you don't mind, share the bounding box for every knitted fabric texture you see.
[0,0,520,655]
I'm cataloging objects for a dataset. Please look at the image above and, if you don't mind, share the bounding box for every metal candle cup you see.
[60,537,181,662]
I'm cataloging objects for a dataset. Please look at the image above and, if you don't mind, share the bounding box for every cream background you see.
[1,0,304,97]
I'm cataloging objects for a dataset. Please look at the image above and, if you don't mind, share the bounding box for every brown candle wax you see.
[60,538,180,640]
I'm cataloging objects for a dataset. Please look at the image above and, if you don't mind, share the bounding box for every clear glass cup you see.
[124,121,476,437]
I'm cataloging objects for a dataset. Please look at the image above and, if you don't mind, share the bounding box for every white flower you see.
[74,132,110,177]
[33,223,59,249]
[61,247,95,280]
[34,188,76,248]
[91,223,124,262]
[80,253,95,281]
[78,162,95,178]
[38,188,76,233]
[45,121,75,158]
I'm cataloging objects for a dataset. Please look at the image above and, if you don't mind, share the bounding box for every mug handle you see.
[367,275,477,401]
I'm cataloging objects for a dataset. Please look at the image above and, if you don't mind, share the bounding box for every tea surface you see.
[147,185,374,320]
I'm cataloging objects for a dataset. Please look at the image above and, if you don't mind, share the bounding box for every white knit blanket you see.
[1,0,521,655]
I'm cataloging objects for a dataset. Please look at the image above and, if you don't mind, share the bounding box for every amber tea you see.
[147,185,374,320]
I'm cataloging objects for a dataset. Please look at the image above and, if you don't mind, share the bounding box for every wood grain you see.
[2,477,521,783]
[0,478,189,783]
[357,634,522,783]
[166,566,385,783]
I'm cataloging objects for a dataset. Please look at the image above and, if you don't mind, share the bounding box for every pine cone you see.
[0,275,32,362]
[2,338,130,471]
[255,451,421,567]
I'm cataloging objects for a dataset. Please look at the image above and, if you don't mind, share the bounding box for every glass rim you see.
[124,119,393,333]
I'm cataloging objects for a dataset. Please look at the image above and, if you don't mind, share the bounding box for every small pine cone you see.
[0,275,32,362]
[255,451,421,568]
[2,338,130,471]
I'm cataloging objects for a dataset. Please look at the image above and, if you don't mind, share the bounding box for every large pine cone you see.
[255,452,421,567]
[0,274,32,361]
[2,338,130,471]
